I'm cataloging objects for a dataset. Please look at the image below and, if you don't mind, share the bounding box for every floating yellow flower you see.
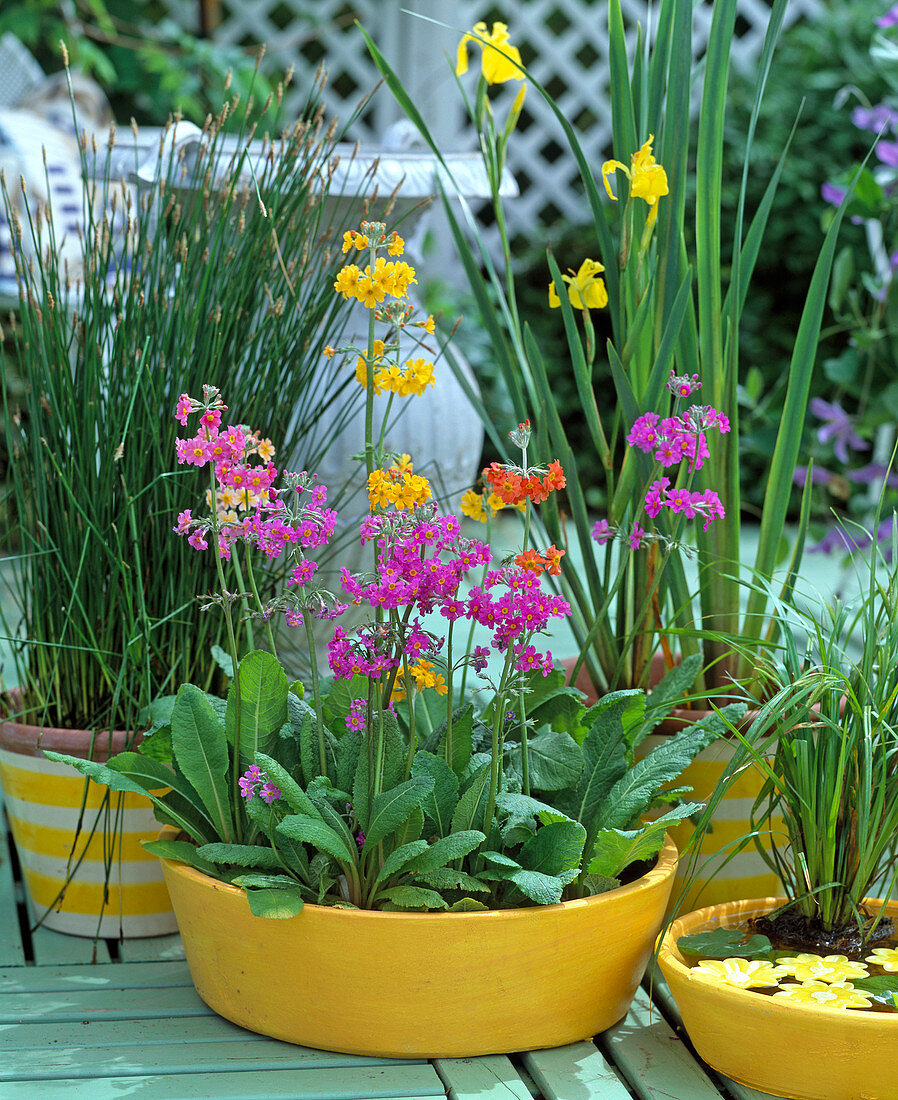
[690,958,790,989]
[409,659,448,695]
[866,947,898,972]
[548,258,608,311]
[456,21,524,86]
[602,135,669,209]
[777,954,870,984]
[772,981,873,1010]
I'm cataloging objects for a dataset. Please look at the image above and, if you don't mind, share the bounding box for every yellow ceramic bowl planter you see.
[657,898,898,1100]
[158,828,678,1058]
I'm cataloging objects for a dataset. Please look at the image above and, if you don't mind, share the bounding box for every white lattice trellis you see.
[155,0,824,235]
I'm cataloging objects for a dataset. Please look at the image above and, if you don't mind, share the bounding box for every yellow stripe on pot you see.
[7,814,160,863]
[23,866,174,916]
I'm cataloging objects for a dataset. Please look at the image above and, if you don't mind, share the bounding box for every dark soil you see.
[748,907,894,956]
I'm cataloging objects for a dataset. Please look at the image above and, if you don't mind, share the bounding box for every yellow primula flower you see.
[777,954,869,984]
[866,947,898,972]
[367,464,431,513]
[257,438,275,462]
[548,258,608,311]
[602,135,669,208]
[460,488,487,523]
[392,454,413,474]
[341,229,368,253]
[456,21,525,87]
[690,957,789,989]
[772,981,873,1010]
[334,264,361,299]
[402,358,436,396]
[388,232,404,256]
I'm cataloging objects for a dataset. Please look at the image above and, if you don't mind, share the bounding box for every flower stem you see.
[301,608,327,777]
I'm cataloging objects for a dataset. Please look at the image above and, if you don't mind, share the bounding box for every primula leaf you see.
[451,762,492,835]
[634,654,703,744]
[171,682,233,842]
[254,752,322,820]
[43,749,217,845]
[600,720,722,831]
[227,650,289,764]
[232,873,299,889]
[449,897,490,912]
[495,792,576,826]
[141,839,217,877]
[507,868,576,906]
[392,805,425,847]
[581,873,621,896]
[414,867,490,893]
[196,843,284,870]
[373,840,430,886]
[852,976,898,1008]
[211,644,234,680]
[677,927,773,959]
[518,820,587,876]
[411,751,459,836]
[404,830,485,874]
[277,813,355,865]
[505,730,582,791]
[365,775,435,849]
[377,885,449,911]
[242,886,305,919]
[335,727,363,793]
[437,701,474,777]
[587,816,675,879]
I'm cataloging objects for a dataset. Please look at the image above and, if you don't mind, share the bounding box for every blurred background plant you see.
[0,66,360,732]
[0,0,279,125]
[791,1,898,555]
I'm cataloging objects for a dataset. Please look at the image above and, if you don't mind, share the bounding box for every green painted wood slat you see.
[0,1064,447,1099]
[600,987,725,1099]
[434,1054,533,1099]
[0,1037,423,1081]
[0,983,211,1023]
[523,1043,633,1100]
[0,959,193,993]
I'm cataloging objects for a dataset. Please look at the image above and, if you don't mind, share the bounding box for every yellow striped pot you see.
[0,711,176,938]
[639,735,783,912]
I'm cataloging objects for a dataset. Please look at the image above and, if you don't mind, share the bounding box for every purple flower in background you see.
[820,182,846,207]
[591,518,613,545]
[792,465,838,487]
[810,518,895,559]
[876,140,898,168]
[846,463,898,488]
[876,4,898,28]
[809,398,869,463]
[851,103,898,133]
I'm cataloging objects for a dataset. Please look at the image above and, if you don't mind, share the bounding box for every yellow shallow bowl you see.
[159,828,677,1057]
[657,898,898,1100]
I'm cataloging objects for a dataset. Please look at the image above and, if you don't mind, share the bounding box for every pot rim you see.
[0,687,138,760]
[657,896,898,1030]
[157,825,678,920]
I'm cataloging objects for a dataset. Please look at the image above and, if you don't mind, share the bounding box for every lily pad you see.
[852,975,898,1009]
[678,927,772,959]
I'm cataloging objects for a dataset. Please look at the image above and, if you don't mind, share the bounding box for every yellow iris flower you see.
[456,21,524,87]
[548,258,608,311]
[602,135,669,209]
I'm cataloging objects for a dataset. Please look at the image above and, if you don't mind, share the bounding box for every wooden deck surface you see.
[0,801,779,1099]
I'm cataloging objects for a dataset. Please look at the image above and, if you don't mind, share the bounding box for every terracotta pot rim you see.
[157,824,678,919]
[658,896,898,1030]
[0,688,137,760]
